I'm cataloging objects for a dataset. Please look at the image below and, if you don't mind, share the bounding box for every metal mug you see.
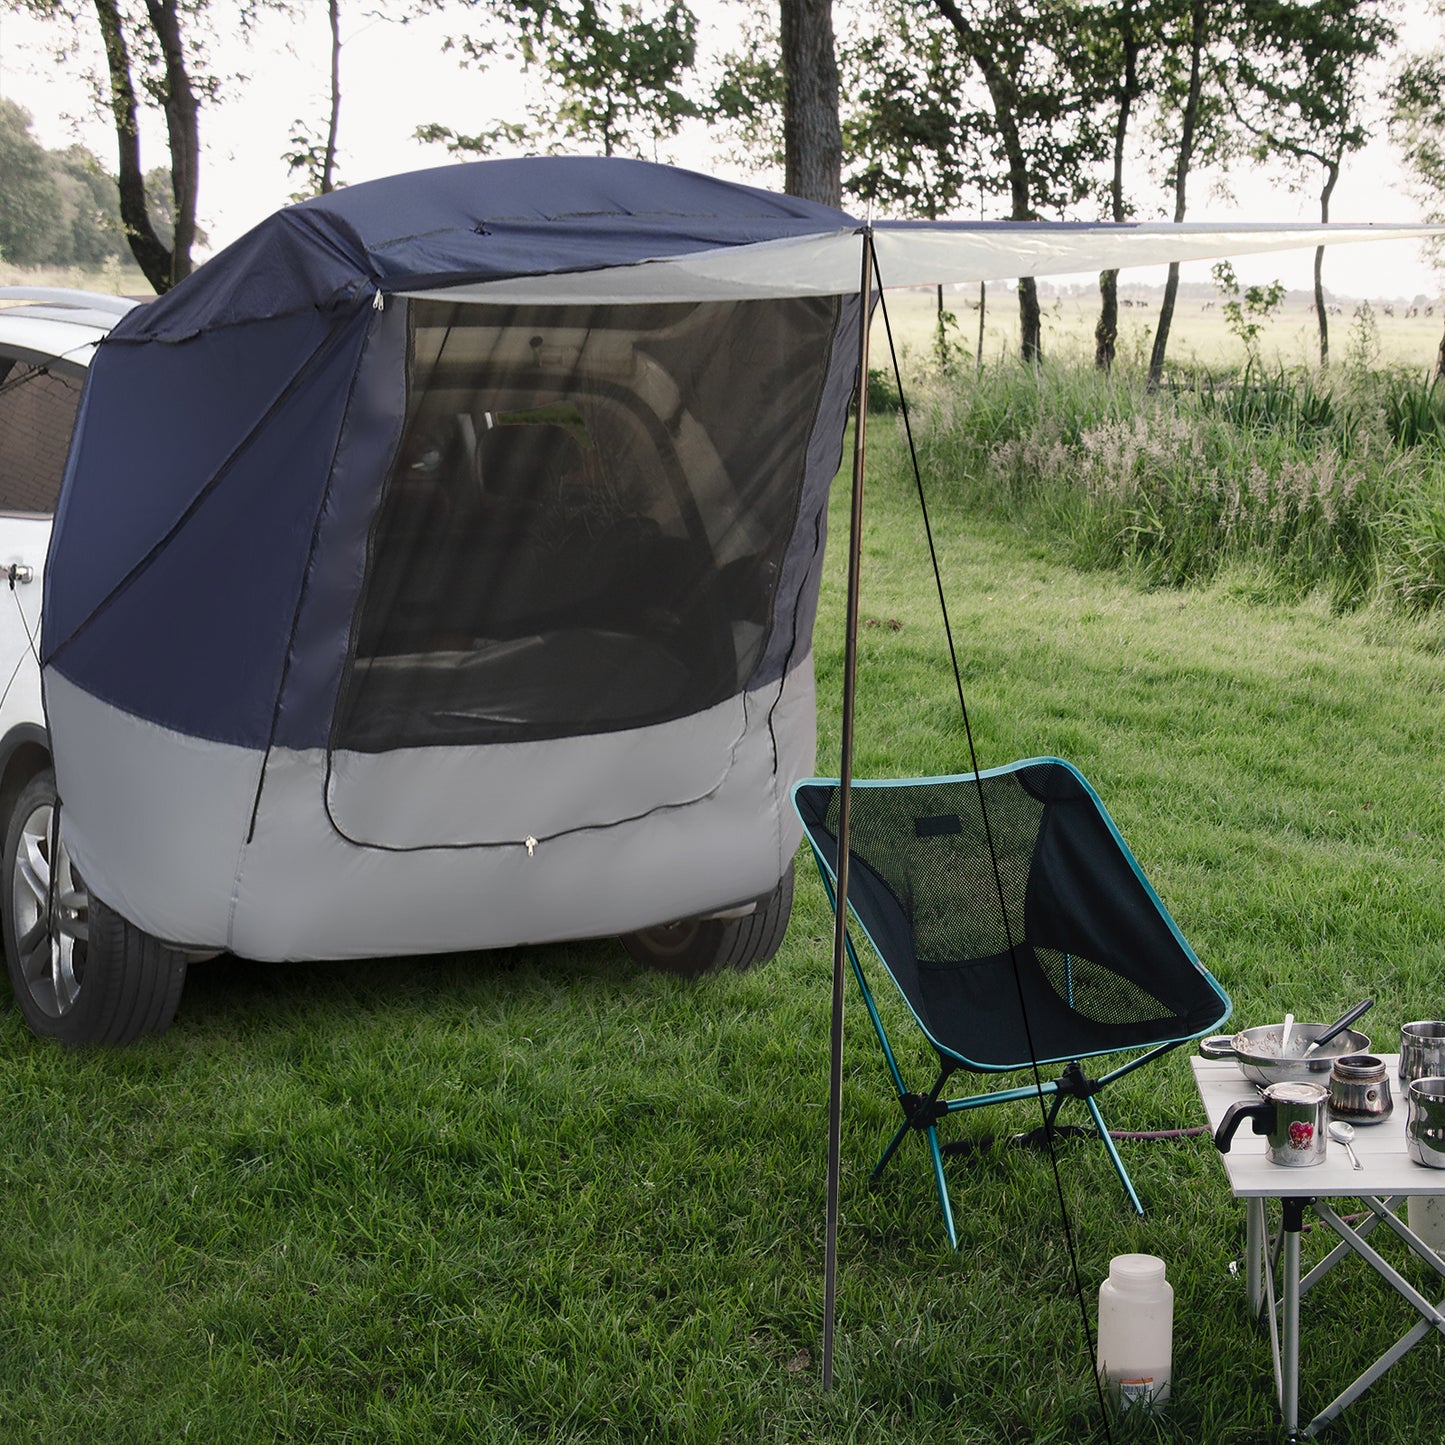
[1399,1022,1445,1085]
[1329,1053,1393,1124]
[1405,1077,1445,1169]
[1214,1081,1330,1167]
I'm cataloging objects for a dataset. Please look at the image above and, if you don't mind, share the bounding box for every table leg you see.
[1301,1197,1445,1436]
[1280,1198,1309,1440]
[1247,1197,1266,1318]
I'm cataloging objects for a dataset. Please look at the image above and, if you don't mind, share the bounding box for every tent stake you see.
[822,226,874,1394]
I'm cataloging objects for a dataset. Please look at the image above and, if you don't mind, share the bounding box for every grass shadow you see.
[173,936,643,1038]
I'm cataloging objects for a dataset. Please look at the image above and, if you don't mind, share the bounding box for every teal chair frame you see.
[794,760,1232,1249]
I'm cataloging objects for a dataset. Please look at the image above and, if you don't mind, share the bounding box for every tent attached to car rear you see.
[42,157,865,964]
[39,155,1434,969]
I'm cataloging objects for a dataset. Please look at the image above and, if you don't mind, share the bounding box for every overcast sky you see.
[1,2,1440,300]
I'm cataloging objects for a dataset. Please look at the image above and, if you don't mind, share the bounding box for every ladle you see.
[1329,1120,1362,1170]
[1301,997,1375,1058]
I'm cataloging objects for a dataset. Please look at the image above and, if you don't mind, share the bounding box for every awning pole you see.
[822,225,874,1394]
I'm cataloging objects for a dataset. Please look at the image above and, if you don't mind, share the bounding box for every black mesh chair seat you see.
[794,758,1232,1245]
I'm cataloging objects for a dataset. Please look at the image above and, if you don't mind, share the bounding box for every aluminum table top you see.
[1192,1054,1445,1199]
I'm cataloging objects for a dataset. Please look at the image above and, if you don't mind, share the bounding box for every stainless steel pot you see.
[1329,1053,1393,1124]
[1215,1080,1331,1167]
[1199,1023,1373,1088]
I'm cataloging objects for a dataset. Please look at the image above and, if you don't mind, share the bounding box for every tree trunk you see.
[976,280,986,371]
[92,0,173,292]
[1096,0,1138,372]
[1095,271,1119,371]
[322,0,341,193]
[931,0,1039,361]
[1147,0,1206,389]
[1315,162,1339,368]
[1150,261,1182,384]
[144,0,200,288]
[1018,278,1042,365]
[1002,105,1039,362]
[779,0,842,206]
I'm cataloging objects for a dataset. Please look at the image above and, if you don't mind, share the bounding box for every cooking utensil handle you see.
[1214,1099,1274,1153]
[1313,997,1375,1050]
[1198,1035,1237,1060]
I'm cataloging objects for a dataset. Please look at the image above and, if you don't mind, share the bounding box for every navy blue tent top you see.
[112,157,859,342]
[44,157,865,752]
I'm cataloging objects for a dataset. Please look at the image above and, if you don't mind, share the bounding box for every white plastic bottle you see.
[1407,1196,1445,1259]
[1096,1253,1173,1412]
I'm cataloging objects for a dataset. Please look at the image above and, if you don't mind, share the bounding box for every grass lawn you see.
[3,413,1445,1442]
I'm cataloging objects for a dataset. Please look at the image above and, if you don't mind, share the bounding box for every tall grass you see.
[898,362,1445,618]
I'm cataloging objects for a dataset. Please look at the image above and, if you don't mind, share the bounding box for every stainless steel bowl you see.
[1199,1023,1373,1088]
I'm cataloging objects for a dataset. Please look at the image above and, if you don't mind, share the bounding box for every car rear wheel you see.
[2,769,186,1045]
[621,859,794,978]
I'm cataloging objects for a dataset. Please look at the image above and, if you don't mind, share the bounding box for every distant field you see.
[877,285,1445,375]
[0,262,150,299]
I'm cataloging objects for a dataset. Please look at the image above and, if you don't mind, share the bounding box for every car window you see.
[0,354,86,515]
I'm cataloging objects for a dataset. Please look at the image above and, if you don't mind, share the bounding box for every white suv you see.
[0,288,167,1045]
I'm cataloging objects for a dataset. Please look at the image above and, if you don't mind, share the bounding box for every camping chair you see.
[793,758,1231,1247]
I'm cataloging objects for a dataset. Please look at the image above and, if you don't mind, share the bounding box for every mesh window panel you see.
[0,361,83,514]
[334,296,839,750]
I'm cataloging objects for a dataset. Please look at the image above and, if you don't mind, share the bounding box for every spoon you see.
[1280,1013,1295,1058]
[1329,1120,1362,1170]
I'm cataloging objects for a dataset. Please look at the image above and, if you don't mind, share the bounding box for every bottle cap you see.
[1108,1253,1166,1293]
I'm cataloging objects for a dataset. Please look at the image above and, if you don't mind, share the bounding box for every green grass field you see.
[3,403,1443,1440]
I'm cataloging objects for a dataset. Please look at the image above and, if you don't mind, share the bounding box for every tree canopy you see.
[419,0,702,160]
[0,97,202,270]
[1,0,1437,373]
[3,0,217,290]
[1229,0,1398,364]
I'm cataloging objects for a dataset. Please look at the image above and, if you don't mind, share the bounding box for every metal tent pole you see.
[822,226,875,1394]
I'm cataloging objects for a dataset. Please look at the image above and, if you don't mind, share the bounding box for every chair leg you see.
[1084,1093,1145,1217]
[1021,1066,1147,1217]
[875,1114,960,1249]
[872,1050,1146,1242]
[871,1067,961,1247]
[925,1124,960,1249]
[871,1116,913,1186]
[1043,1086,1068,1133]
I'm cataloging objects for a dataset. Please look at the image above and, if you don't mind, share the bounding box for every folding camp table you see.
[1192,1054,1445,1439]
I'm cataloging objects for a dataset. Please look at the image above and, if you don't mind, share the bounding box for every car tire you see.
[621,859,795,978]
[2,769,186,1045]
